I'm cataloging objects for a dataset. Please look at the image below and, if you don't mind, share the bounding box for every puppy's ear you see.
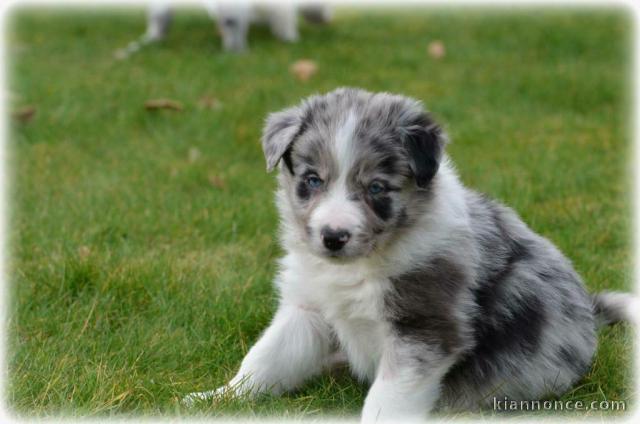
[261,106,305,172]
[401,115,446,188]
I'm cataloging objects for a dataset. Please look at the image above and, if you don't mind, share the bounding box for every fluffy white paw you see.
[181,386,226,407]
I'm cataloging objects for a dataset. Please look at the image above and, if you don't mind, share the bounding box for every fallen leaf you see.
[197,95,222,110]
[290,59,318,81]
[12,106,36,123]
[77,245,91,260]
[188,147,201,163]
[427,40,446,59]
[145,98,183,111]
[208,174,226,189]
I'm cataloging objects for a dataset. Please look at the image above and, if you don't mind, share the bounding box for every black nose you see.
[321,227,351,251]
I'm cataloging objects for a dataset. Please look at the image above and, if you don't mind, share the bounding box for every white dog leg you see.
[266,4,299,43]
[216,2,251,52]
[183,304,332,406]
[114,1,171,59]
[145,1,172,42]
[361,345,455,423]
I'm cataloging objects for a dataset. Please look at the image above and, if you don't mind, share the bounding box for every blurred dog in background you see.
[115,1,331,59]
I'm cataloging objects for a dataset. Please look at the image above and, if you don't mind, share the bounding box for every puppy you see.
[115,1,331,59]
[184,88,636,421]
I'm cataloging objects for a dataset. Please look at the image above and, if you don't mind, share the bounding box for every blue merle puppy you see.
[184,88,636,421]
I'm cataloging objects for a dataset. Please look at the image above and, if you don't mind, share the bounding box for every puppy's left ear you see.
[401,114,447,188]
[261,106,305,172]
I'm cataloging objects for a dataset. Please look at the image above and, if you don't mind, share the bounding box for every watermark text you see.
[493,397,626,412]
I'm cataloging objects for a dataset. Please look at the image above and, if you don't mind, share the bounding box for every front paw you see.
[181,386,228,407]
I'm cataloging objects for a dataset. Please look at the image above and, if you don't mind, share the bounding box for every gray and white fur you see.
[184,88,637,421]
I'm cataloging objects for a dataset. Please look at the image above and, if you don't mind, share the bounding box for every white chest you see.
[277,253,391,381]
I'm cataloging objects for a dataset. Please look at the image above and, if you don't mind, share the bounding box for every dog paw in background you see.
[114,1,172,60]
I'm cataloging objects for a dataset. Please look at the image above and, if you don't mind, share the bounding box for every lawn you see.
[6,4,635,419]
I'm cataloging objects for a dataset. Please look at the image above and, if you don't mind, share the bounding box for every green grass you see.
[7,5,635,419]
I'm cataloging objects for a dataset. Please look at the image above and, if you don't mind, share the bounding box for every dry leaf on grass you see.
[427,40,446,59]
[77,245,91,260]
[188,147,201,163]
[145,98,183,111]
[208,174,226,189]
[290,59,318,81]
[12,106,36,123]
[197,95,222,110]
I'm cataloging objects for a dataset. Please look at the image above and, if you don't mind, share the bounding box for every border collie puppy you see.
[184,88,636,421]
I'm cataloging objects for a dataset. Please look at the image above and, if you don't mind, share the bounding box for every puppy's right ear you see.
[261,106,305,172]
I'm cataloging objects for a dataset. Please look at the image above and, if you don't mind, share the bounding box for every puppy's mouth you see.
[313,241,376,262]
[323,250,351,260]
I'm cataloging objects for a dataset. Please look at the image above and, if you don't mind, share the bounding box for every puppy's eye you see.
[306,174,324,189]
[368,181,386,195]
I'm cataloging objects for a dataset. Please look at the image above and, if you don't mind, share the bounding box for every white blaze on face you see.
[309,110,364,239]
[334,109,358,172]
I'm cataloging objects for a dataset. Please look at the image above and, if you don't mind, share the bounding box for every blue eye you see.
[306,174,323,189]
[368,181,386,195]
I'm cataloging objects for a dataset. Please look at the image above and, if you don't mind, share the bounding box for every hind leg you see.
[216,3,251,52]
[267,4,299,43]
[145,1,172,42]
[114,1,172,59]
[440,264,597,411]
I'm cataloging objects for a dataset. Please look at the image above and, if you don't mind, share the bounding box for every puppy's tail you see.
[592,291,639,328]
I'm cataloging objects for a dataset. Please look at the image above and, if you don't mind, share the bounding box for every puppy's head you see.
[262,88,446,260]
